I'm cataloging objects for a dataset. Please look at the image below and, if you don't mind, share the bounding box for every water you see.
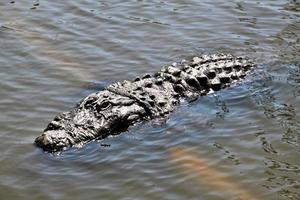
[0,0,299,199]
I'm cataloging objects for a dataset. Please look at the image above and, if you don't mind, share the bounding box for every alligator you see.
[35,54,255,152]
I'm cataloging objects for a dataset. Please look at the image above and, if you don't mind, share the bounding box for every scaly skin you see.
[35,54,255,152]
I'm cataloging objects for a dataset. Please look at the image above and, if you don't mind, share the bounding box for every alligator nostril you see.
[35,134,46,145]
[35,133,54,150]
[35,130,75,152]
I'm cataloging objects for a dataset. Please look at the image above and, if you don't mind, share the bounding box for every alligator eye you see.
[97,101,111,111]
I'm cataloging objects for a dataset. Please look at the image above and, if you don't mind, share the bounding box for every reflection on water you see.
[169,147,259,200]
[0,0,300,200]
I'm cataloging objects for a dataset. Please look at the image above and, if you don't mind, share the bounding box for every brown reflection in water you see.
[0,21,87,82]
[169,148,259,200]
[17,31,81,68]
[0,20,80,67]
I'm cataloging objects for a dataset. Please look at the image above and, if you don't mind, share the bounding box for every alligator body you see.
[35,54,255,152]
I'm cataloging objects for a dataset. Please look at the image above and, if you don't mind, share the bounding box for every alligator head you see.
[35,90,147,152]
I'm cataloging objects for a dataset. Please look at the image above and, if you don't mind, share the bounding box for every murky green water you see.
[0,0,299,199]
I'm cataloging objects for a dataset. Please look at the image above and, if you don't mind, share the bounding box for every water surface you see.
[0,0,299,199]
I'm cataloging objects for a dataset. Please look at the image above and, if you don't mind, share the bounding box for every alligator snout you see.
[35,130,74,152]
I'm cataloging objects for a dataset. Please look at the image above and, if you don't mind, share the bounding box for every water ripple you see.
[0,1,300,200]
